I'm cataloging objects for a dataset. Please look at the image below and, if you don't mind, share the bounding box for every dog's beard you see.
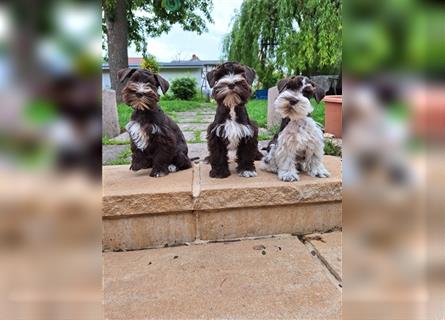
[274,91,312,120]
[126,93,158,111]
[222,92,241,108]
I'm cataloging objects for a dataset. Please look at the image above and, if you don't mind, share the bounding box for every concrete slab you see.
[102,165,194,216]
[187,143,208,160]
[306,231,342,279]
[103,237,341,320]
[196,156,342,211]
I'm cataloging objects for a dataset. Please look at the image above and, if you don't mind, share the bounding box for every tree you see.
[223,0,341,89]
[103,0,213,102]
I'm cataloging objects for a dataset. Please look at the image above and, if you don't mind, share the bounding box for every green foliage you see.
[223,0,341,88]
[170,77,197,100]
[324,139,342,157]
[246,99,268,128]
[140,54,160,73]
[104,146,132,166]
[102,0,214,54]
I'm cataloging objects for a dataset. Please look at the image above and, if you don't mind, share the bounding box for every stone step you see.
[104,234,341,320]
[103,156,342,251]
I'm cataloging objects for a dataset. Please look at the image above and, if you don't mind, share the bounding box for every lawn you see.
[246,98,325,129]
[117,96,215,130]
[116,97,325,131]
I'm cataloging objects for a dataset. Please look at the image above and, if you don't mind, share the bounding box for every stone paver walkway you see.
[103,107,273,165]
[104,232,342,320]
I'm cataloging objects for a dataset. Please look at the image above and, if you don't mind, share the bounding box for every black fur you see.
[119,68,192,177]
[206,62,260,178]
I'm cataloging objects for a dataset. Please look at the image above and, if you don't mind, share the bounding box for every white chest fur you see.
[212,107,253,150]
[126,121,159,151]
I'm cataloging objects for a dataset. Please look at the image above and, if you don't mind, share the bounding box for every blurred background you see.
[343,0,444,319]
[0,0,444,319]
[0,1,102,319]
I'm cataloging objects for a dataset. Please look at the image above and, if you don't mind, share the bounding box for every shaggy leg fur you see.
[302,150,330,178]
[276,153,300,182]
[129,144,152,171]
[173,152,192,171]
[236,137,257,177]
[150,143,175,177]
[207,130,230,178]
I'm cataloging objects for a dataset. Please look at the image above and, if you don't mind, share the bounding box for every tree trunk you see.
[105,0,128,103]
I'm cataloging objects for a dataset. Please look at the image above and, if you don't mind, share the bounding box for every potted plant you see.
[323,95,342,138]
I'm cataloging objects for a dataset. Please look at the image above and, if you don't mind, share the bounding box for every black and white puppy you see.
[119,68,192,177]
[206,62,259,178]
[261,76,330,181]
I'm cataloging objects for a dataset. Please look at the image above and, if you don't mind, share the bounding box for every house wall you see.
[102,67,205,92]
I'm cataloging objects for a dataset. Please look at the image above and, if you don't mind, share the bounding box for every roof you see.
[102,58,222,70]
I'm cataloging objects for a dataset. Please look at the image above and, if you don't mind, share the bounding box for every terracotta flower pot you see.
[323,95,342,138]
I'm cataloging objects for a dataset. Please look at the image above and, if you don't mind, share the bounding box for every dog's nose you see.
[228,83,235,89]
[136,92,143,98]
[289,98,298,105]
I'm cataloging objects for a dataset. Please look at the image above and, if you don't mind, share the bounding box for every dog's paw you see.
[209,169,230,178]
[130,163,142,171]
[168,164,177,173]
[238,170,257,178]
[308,166,330,178]
[150,170,168,178]
[278,171,300,182]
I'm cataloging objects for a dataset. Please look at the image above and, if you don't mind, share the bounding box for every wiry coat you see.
[206,62,260,178]
[119,68,191,177]
[261,77,330,181]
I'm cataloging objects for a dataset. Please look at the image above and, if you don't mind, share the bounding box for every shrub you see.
[170,77,197,100]
[140,54,160,73]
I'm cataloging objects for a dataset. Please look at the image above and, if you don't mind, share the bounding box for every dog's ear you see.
[206,69,217,88]
[118,68,136,83]
[308,80,326,103]
[243,66,256,85]
[154,74,169,94]
[277,78,289,93]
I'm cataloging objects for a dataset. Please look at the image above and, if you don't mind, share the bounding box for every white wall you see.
[101,67,205,92]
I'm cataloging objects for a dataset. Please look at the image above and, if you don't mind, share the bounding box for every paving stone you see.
[179,123,209,131]
[187,143,208,160]
[103,145,128,164]
[196,156,342,211]
[307,231,342,279]
[111,132,129,143]
[183,131,195,141]
[200,131,207,141]
[103,237,341,320]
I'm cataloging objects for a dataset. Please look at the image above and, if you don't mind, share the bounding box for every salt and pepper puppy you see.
[119,68,192,177]
[265,76,326,153]
[206,62,259,178]
[261,76,330,181]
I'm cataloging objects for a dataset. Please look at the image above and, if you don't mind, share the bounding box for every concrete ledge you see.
[103,156,342,250]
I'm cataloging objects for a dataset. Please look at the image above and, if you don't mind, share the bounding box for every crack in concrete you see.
[298,233,342,291]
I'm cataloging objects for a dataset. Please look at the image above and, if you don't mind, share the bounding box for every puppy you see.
[265,76,326,152]
[206,62,259,178]
[119,68,192,177]
[261,76,330,181]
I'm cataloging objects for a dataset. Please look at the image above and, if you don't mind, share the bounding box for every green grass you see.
[188,130,204,143]
[102,136,129,145]
[246,99,268,128]
[258,130,273,141]
[104,146,131,165]
[246,98,325,129]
